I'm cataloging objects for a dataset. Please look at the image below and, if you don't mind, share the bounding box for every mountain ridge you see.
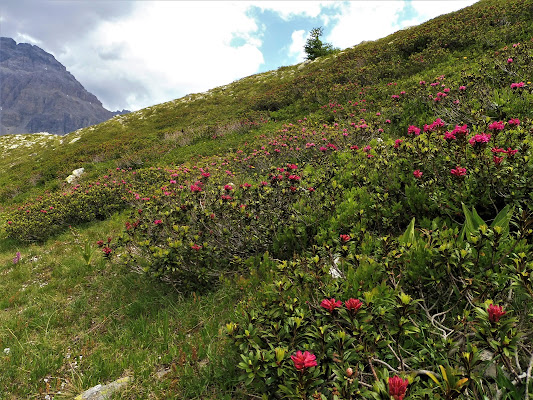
[0,37,128,135]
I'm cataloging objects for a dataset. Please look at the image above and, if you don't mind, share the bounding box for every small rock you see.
[74,376,132,400]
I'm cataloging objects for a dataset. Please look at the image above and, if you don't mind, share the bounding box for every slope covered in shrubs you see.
[1,0,533,398]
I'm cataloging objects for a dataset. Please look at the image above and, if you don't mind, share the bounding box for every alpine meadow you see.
[1,0,533,398]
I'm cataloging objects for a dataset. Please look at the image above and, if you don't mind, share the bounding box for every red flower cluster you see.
[450,167,467,177]
[413,170,423,179]
[468,133,491,147]
[488,304,506,323]
[389,376,409,400]
[291,350,317,371]
[320,298,342,312]
[340,234,351,242]
[345,298,362,314]
[488,121,505,131]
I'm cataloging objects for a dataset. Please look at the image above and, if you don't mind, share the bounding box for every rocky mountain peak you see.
[0,37,127,135]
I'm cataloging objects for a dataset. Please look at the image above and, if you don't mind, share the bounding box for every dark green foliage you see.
[304,27,338,61]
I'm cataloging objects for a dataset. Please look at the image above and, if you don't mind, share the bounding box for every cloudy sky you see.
[1,0,477,112]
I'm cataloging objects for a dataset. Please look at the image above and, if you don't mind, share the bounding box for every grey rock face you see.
[0,37,128,135]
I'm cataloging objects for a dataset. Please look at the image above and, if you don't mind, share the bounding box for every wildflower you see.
[452,124,469,136]
[12,252,21,264]
[190,184,202,192]
[391,94,400,100]
[413,169,423,178]
[508,118,520,126]
[154,220,163,225]
[191,244,202,251]
[321,298,342,312]
[201,172,210,178]
[291,351,317,371]
[345,298,362,313]
[419,80,426,85]
[224,184,233,191]
[506,148,518,156]
[510,82,525,89]
[340,234,351,242]
[488,121,505,131]
[96,240,104,247]
[443,131,456,141]
[488,304,506,323]
[394,139,403,148]
[493,156,504,165]
[407,125,421,136]
[459,85,466,91]
[389,376,409,400]
[102,247,112,257]
[469,133,491,147]
[346,367,354,377]
[451,167,467,177]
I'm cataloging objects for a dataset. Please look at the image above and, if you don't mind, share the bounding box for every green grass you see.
[0,213,246,398]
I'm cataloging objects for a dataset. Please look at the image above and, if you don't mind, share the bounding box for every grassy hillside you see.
[1,0,533,398]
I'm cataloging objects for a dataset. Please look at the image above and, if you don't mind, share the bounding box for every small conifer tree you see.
[304,27,337,60]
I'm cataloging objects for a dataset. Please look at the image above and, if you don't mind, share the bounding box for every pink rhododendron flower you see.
[488,121,505,131]
[340,234,351,242]
[443,131,456,141]
[345,298,362,313]
[394,139,403,148]
[452,124,469,136]
[389,376,409,400]
[459,85,466,90]
[508,118,520,126]
[154,220,163,225]
[224,184,233,191]
[488,304,506,323]
[493,156,504,165]
[321,298,342,312]
[291,351,317,371]
[451,167,467,177]
[507,58,513,63]
[408,125,421,136]
[413,170,423,178]
[469,133,491,147]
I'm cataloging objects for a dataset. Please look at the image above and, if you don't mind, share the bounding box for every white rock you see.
[74,376,132,400]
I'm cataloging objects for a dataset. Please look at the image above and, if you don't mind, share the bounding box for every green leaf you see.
[490,204,513,237]
[399,217,416,246]
[462,202,485,235]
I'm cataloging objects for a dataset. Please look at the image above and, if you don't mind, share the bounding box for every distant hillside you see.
[0,37,128,135]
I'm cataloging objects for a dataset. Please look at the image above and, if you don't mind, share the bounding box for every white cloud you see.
[409,1,478,22]
[326,0,479,50]
[15,32,42,45]
[58,1,264,111]
[252,1,335,20]
[288,30,307,63]
[327,2,406,50]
